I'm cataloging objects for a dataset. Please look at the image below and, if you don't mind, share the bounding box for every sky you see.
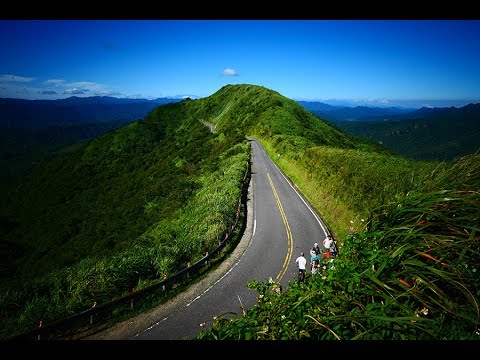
[1,19,480,108]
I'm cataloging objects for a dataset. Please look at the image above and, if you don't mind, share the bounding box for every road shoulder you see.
[85,169,255,340]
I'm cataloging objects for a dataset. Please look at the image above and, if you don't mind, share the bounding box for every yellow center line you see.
[267,173,293,282]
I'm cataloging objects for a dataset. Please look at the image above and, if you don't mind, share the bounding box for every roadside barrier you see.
[11,151,252,341]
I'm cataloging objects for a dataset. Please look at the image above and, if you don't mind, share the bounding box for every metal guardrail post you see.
[204,251,209,267]
[37,320,42,340]
[10,144,253,341]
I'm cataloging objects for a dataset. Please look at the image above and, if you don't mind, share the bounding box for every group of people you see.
[295,234,337,282]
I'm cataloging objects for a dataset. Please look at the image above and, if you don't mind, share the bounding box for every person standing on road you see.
[311,259,319,274]
[310,243,320,272]
[295,252,307,282]
[323,235,333,250]
[313,242,321,257]
[323,235,333,258]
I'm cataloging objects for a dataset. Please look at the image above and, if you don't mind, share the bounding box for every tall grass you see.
[256,136,440,243]
[0,141,250,339]
[197,153,480,340]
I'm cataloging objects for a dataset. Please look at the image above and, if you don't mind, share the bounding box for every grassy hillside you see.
[0,97,250,338]
[260,142,440,241]
[194,84,389,154]
[210,85,441,239]
[197,153,480,339]
[172,84,436,241]
[191,86,479,340]
[2,84,473,340]
[0,120,135,194]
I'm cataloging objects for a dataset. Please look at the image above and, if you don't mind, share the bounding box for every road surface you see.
[90,138,329,340]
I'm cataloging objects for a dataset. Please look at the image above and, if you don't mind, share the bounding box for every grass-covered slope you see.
[191,84,389,153]
[210,84,439,240]
[188,85,479,340]
[197,150,480,340]
[0,120,136,194]
[0,95,250,338]
[187,84,423,240]
[2,83,471,340]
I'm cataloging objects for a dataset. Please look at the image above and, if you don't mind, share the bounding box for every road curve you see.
[129,138,329,340]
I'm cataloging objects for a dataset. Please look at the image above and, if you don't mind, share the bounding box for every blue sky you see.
[1,20,480,108]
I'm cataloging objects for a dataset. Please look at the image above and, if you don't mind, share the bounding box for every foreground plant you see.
[197,154,480,340]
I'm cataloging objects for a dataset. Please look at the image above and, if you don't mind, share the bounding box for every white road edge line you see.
[263,144,328,235]
[134,146,257,337]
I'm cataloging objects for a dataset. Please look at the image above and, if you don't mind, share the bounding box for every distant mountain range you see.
[2,96,476,130]
[297,100,480,123]
[0,96,183,129]
[0,96,183,190]
[298,100,415,122]
[332,103,480,161]
[1,96,479,191]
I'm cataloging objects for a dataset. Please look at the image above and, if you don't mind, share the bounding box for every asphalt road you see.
[130,138,329,340]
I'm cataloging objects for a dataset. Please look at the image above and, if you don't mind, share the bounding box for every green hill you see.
[2,84,477,340]
[0,119,135,193]
[197,152,480,340]
[0,89,250,338]
[192,89,480,340]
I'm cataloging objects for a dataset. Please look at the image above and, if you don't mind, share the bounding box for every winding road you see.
[98,138,329,340]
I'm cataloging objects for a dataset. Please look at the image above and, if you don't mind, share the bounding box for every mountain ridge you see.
[0,95,182,105]
[334,102,480,161]
[1,83,478,341]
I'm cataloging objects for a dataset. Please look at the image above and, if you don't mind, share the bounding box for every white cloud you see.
[45,79,105,92]
[69,81,99,88]
[46,79,109,95]
[0,74,123,99]
[127,94,145,99]
[98,90,123,96]
[64,88,90,95]
[222,68,238,76]
[45,79,66,85]
[179,94,199,99]
[351,98,392,105]
[0,74,35,83]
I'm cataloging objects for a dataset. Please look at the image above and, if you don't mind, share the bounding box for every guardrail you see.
[11,150,252,341]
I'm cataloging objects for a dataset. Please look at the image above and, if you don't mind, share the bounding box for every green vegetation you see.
[0,120,134,194]
[257,141,440,241]
[0,96,250,339]
[333,104,480,162]
[1,84,477,340]
[191,85,478,340]
[197,153,480,339]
